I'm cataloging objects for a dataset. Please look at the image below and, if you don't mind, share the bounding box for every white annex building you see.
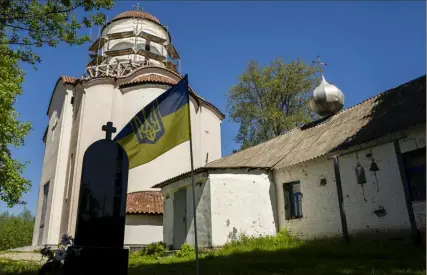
[32,10,224,248]
[155,75,426,249]
[33,9,426,250]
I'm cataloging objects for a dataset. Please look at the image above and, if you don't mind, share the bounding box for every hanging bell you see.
[370,160,380,172]
[355,163,367,184]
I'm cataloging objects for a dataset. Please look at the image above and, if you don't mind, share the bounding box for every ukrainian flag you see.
[114,75,190,169]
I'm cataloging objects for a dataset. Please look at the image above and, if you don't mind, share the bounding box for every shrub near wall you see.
[0,209,34,251]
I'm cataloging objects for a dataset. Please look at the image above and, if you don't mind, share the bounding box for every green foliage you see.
[0,0,113,207]
[227,57,321,149]
[0,209,35,251]
[176,243,195,258]
[139,241,166,257]
[0,259,39,274]
[0,44,31,207]
[0,0,114,65]
[221,230,303,254]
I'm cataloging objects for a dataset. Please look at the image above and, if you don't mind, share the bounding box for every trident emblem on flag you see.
[130,101,165,144]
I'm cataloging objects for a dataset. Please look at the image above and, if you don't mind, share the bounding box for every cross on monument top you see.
[102,121,116,140]
[132,2,141,11]
[312,56,327,74]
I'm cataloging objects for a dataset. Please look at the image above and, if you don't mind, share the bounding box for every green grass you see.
[1,231,425,275]
[0,259,40,274]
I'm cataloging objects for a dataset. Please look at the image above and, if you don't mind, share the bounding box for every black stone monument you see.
[64,122,129,275]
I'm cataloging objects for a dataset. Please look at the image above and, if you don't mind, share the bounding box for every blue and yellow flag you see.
[114,75,190,169]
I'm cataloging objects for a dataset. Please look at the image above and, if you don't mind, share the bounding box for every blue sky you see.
[1,1,425,215]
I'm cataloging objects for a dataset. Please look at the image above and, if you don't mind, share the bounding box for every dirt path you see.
[0,252,43,262]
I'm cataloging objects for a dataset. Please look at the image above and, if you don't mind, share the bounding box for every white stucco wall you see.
[398,126,426,154]
[398,126,426,233]
[412,201,426,232]
[33,82,69,246]
[101,18,169,65]
[209,171,276,247]
[274,158,342,239]
[124,215,163,246]
[68,82,117,236]
[185,177,212,248]
[339,142,412,236]
[120,84,218,193]
[45,86,74,245]
[199,106,222,166]
[161,172,212,248]
[103,18,168,44]
[273,126,425,240]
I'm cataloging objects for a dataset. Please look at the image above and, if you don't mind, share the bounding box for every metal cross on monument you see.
[132,2,142,11]
[312,56,328,74]
[102,122,116,140]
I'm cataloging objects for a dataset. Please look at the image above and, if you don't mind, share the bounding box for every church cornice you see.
[46,67,225,121]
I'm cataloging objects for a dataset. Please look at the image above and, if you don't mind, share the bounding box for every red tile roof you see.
[126,191,164,215]
[121,74,177,87]
[112,11,161,25]
[61,76,78,85]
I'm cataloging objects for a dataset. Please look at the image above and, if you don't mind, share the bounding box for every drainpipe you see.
[393,141,421,245]
[333,156,350,243]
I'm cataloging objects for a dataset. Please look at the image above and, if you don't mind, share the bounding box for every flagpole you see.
[185,74,200,275]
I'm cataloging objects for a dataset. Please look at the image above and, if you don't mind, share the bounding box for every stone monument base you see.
[64,246,128,275]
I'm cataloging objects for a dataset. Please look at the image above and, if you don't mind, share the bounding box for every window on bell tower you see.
[51,120,58,141]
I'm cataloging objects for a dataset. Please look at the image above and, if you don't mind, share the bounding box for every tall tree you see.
[227,57,320,150]
[0,0,113,207]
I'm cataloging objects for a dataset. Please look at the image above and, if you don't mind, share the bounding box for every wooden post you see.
[333,156,350,243]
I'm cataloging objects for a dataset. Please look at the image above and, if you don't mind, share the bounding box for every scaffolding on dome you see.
[83,12,181,80]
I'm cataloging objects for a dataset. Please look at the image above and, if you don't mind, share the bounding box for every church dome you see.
[309,75,344,117]
[111,10,161,25]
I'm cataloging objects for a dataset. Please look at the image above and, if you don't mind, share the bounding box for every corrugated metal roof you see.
[206,75,426,170]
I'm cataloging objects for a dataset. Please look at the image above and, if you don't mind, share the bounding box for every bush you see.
[139,241,166,257]
[0,209,34,251]
[176,243,195,258]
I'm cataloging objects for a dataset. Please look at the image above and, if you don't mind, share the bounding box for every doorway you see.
[173,188,187,249]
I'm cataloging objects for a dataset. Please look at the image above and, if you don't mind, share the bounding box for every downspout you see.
[393,141,421,245]
[333,156,350,243]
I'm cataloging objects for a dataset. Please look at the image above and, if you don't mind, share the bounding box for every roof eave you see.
[152,166,271,189]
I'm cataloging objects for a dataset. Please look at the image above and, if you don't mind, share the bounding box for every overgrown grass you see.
[0,259,39,274]
[1,231,425,274]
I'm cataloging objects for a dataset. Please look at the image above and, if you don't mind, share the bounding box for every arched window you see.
[109,41,133,51]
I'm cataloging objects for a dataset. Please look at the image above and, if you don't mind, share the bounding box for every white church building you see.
[32,10,224,248]
[155,75,426,249]
[33,9,426,250]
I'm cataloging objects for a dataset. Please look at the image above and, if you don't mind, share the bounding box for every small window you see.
[51,120,57,141]
[284,181,303,219]
[145,40,151,52]
[65,153,74,201]
[403,148,426,201]
[40,181,50,228]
